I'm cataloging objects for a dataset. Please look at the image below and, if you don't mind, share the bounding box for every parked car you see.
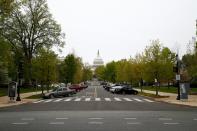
[69,84,83,92]
[43,87,76,99]
[110,86,123,93]
[114,85,138,95]
[80,83,88,89]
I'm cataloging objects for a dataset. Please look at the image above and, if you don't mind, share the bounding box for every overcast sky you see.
[47,0,197,64]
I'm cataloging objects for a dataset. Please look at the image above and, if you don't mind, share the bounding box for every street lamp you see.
[175,54,180,100]
[16,59,23,101]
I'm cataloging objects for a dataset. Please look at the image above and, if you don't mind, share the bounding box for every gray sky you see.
[47,0,197,64]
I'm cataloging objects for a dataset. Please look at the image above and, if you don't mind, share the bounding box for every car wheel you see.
[134,91,138,95]
[122,91,126,95]
[50,94,54,99]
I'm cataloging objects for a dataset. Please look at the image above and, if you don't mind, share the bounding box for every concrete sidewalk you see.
[0,91,43,108]
[135,88,197,107]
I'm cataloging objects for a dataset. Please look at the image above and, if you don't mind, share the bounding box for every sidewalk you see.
[135,88,197,107]
[0,91,42,108]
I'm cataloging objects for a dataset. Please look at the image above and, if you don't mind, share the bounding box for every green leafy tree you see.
[32,48,58,93]
[0,0,65,85]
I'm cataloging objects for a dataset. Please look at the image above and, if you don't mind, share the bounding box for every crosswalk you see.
[33,97,154,104]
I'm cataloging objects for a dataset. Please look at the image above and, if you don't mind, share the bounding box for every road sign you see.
[176,75,180,81]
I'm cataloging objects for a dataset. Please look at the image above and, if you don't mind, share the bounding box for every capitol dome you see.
[92,50,104,69]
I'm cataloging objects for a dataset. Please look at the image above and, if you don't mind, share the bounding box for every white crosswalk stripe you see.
[114,97,121,101]
[64,98,72,101]
[74,98,81,101]
[54,98,63,102]
[143,99,154,102]
[95,98,101,101]
[33,100,44,103]
[85,98,91,101]
[33,97,154,103]
[133,98,143,102]
[44,99,53,103]
[105,98,111,101]
[123,98,133,101]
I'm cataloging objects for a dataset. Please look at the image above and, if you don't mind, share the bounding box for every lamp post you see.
[16,59,23,101]
[175,54,180,100]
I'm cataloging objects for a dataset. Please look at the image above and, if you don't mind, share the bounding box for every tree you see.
[59,54,78,84]
[0,0,65,85]
[32,48,58,93]
[82,66,93,81]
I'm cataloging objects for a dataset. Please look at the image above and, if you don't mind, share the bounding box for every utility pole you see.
[175,54,180,100]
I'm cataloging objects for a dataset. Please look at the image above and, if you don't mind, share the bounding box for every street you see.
[0,81,197,131]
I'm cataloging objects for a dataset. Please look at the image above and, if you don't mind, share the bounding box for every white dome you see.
[93,50,104,67]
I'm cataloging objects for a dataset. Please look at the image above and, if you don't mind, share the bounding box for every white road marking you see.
[56,118,69,120]
[159,118,172,121]
[88,122,103,124]
[193,118,197,121]
[44,99,53,103]
[74,98,81,101]
[105,98,111,101]
[64,98,72,101]
[123,98,133,101]
[21,118,35,121]
[133,98,143,102]
[88,118,104,120]
[114,97,121,101]
[95,98,101,101]
[127,122,140,125]
[12,122,28,125]
[49,122,64,125]
[143,99,154,102]
[54,98,63,102]
[124,118,136,120]
[163,122,179,125]
[33,100,44,103]
[85,98,91,101]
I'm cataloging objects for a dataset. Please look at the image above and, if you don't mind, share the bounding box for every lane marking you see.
[64,98,72,101]
[49,122,64,125]
[12,122,28,125]
[85,98,91,101]
[163,122,179,125]
[159,118,172,121]
[105,98,111,101]
[88,118,104,120]
[143,99,154,102]
[127,122,140,125]
[133,98,143,102]
[95,98,101,101]
[114,97,121,101]
[21,118,35,121]
[123,98,133,101]
[74,98,81,101]
[54,98,63,102]
[56,118,69,120]
[193,118,197,121]
[124,118,136,120]
[88,122,103,124]
[44,99,53,103]
[33,100,44,103]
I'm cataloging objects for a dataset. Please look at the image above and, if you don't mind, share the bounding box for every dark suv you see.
[43,87,76,99]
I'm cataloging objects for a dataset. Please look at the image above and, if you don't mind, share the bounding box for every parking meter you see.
[8,81,17,100]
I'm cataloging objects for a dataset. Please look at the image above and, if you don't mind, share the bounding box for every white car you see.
[110,86,123,93]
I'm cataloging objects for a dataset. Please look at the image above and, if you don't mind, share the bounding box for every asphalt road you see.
[0,80,197,131]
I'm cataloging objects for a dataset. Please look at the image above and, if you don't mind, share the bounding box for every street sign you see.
[176,75,180,81]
